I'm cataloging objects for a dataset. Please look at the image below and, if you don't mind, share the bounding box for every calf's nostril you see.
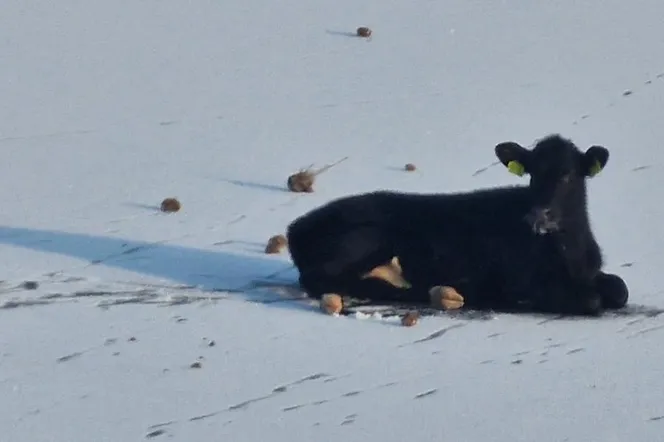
[534,208,552,220]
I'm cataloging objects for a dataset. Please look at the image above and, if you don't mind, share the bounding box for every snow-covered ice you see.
[2,0,664,440]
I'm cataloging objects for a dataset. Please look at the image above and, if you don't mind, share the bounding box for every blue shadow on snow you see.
[0,225,307,311]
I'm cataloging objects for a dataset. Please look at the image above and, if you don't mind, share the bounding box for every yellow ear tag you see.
[507,160,525,176]
[588,160,602,177]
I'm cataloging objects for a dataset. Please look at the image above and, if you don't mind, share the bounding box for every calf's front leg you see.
[594,271,629,309]
[531,277,603,316]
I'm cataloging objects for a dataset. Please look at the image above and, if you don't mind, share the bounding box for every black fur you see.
[286,134,629,316]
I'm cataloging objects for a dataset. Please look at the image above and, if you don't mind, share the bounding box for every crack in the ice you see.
[414,389,438,399]
[472,161,501,177]
[145,429,166,438]
[189,411,220,422]
[272,372,331,392]
[228,394,273,411]
[0,299,52,309]
[57,351,86,363]
[408,322,466,345]
[537,315,565,325]
[628,324,664,338]
[147,421,174,430]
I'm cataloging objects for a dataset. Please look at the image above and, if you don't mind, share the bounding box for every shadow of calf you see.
[0,225,307,312]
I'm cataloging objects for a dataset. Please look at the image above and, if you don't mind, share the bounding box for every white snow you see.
[2,0,664,440]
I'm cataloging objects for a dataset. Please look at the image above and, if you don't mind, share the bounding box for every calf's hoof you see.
[320,293,343,315]
[429,286,465,310]
[597,273,629,310]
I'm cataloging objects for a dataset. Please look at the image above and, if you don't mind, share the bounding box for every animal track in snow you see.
[341,414,358,425]
[278,380,400,415]
[182,372,333,424]
[484,338,593,366]
[571,72,664,126]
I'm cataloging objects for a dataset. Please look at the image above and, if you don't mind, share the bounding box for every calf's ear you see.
[583,145,609,177]
[495,142,529,177]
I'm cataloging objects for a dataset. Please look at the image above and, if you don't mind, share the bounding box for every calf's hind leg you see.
[363,257,465,311]
[290,222,466,311]
[300,256,462,312]
[361,256,411,289]
[290,225,402,300]
[299,268,425,311]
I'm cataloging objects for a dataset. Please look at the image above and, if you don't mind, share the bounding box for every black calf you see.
[286,134,629,316]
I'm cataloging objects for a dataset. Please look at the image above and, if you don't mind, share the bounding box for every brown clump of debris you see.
[404,163,416,172]
[401,311,420,327]
[320,293,343,315]
[286,156,349,193]
[265,234,288,254]
[287,169,315,193]
[160,198,181,213]
[356,27,372,38]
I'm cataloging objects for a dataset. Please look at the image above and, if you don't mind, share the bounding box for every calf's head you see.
[495,134,609,235]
